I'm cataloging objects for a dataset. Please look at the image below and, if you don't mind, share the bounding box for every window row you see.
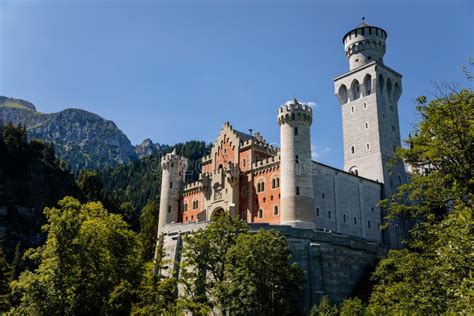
[256,177,280,193]
[257,205,279,218]
[316,207,376,229]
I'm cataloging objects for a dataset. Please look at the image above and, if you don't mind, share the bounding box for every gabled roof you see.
[234,130,253,142]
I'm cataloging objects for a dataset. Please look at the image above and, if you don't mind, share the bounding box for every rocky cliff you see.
[0,96,138,172]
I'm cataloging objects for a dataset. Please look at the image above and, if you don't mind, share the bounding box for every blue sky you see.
[1,0,473,168]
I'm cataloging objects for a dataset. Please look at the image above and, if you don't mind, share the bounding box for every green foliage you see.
[310,296,338,316]
[102,141,210,213]
[179,213,249,312]
[368,88,474,314]
[340,297,364,316]
[132,236,179,315]
[131,262,178,315]
[0,247,11,312]
[77,169,105,202]
[8,197,143,315]
[139,200,160,260]
[225,229,304,315]
[179,214,303,315]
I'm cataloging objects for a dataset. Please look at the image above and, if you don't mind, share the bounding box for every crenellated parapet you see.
[251,154,280,171]
[342,19,387,70]
[161,150,189,172]
[277,99,313,126]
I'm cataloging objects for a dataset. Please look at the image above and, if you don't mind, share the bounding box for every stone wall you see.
[159,222,386,315]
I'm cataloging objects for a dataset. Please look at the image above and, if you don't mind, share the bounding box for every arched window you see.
[337,84,348,104]
[387,78,393,99]
[351,79,361,100]
[257,180,265,193]
[363,74,372,95]
[394,82,402,101]
[273,205,279,216]
[271,177,280,188]
[378,74,384,93]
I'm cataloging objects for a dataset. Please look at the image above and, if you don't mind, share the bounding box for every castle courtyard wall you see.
[160,222,385,314]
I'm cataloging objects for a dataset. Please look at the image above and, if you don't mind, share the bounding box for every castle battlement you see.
[278,99,313,126]
[251,155,280,170]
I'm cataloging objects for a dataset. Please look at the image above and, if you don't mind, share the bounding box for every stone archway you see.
[210,207,225,220]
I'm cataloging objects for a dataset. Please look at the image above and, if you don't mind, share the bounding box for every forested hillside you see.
[102,141,211,212]
[0,124,81,258]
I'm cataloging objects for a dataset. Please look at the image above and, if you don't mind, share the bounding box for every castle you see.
[156,20,410,311]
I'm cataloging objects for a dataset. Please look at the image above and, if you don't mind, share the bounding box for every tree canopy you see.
[366,87,474,313]
[9,197,143,315]
[178,214,303,315]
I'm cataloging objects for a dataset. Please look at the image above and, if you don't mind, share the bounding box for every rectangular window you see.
[294,127,298,135]
[296,186,300,195]
[295,155,299,164]
[170,182,173,189]
[243,159,246,167]
[368,220,371,228]
[316,207,320,216]
[354,217,357,225]
[343,214,346,222]
[328,211,331,219]
[168,206,171,213]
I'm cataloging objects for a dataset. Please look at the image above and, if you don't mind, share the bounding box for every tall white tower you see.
[157,149,188,236]
[334,20,408,248]
[278,99,316,229]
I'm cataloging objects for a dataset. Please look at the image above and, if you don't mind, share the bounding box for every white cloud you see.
[311,144,330,160]
[305,101,317,108]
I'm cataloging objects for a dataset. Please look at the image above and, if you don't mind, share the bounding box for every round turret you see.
[343,19,387,70]
[157,150,188,236]
[278,99,315,229]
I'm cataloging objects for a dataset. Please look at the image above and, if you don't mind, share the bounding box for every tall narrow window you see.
[351,106,355,113]
[295,155,299,164]
[168,206,171,213]
[365,122,369,129]
[170,182,173,189]
[273,205,279,216]
[316,207,320,216]
[243,159,246,167]
[343,214,346,222]
[366,143,370,150]
[351,146,355,154]
[328,211,331,219]
[258,209,263,218]
[296,186,300,195]
[294,127,298,135]
[354,217,357,225]
[368,220,371,228]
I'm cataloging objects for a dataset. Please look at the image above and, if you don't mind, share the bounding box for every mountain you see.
[134,138,161,158]
[0,96,138,173]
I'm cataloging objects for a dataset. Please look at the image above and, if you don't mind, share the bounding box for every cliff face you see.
[0,96,137,172]
[134,138,160,158]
